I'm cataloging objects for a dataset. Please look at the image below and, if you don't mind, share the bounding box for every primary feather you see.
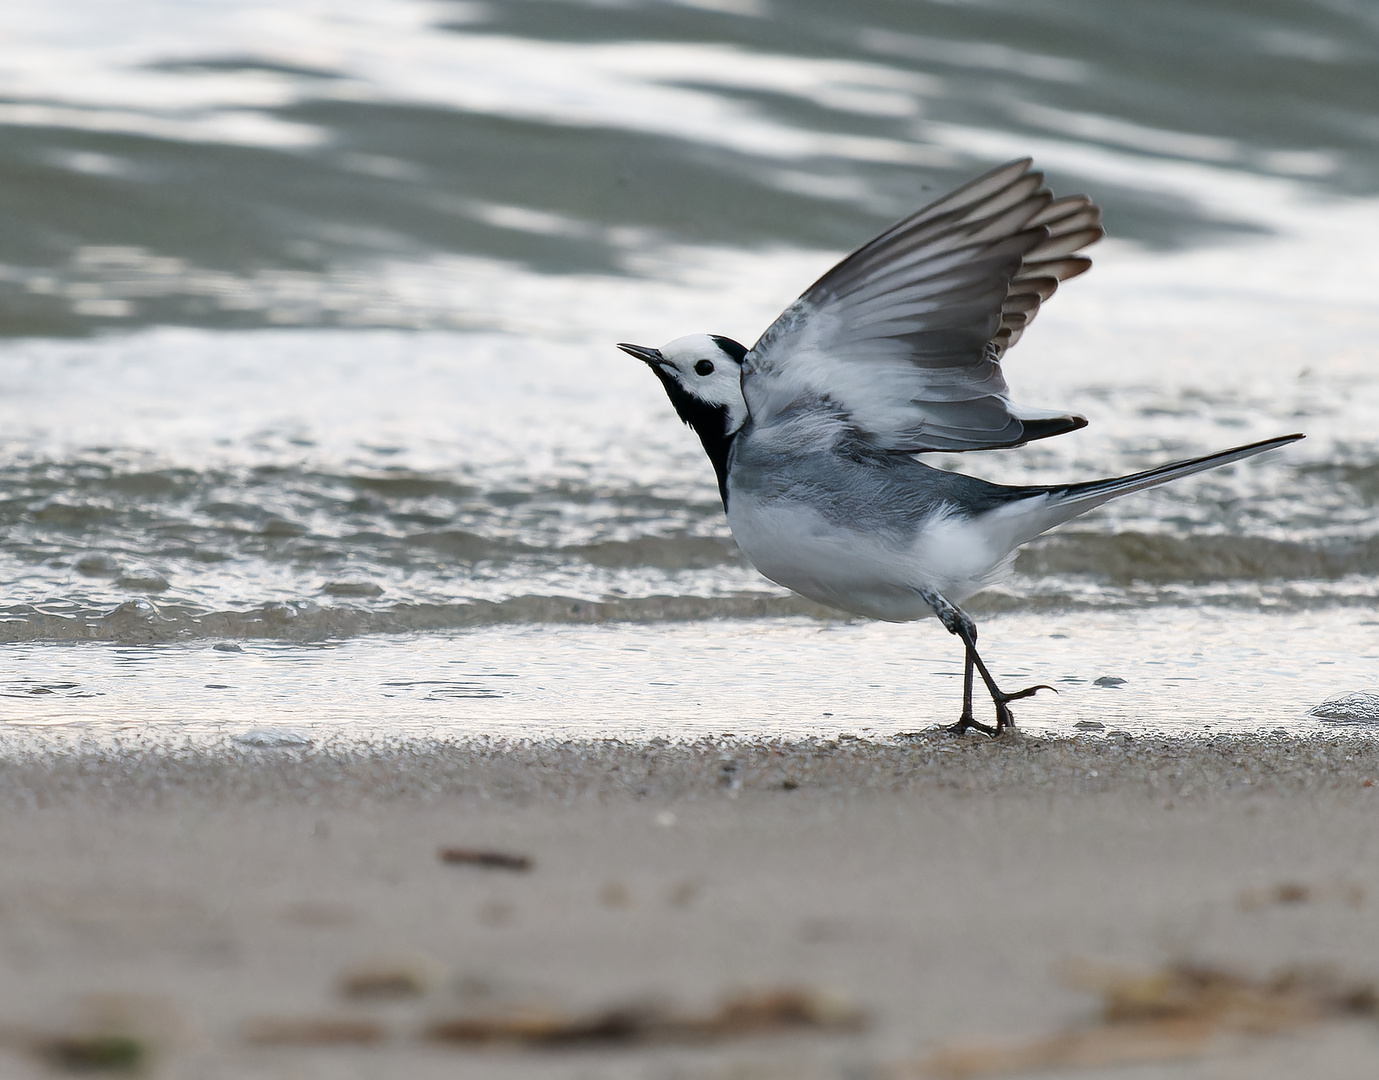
[743,158,1101,453]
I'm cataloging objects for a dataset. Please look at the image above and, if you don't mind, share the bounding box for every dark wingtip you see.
[1019,414,1087,444]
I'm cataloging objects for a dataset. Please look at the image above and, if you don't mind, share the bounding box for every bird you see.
[619,158,1302,735]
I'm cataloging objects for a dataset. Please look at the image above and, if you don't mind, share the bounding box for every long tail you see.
[1010,432,1304,542]
[1055,432,1304,508]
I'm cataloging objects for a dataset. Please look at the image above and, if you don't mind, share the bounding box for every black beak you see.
[617,342,665,367]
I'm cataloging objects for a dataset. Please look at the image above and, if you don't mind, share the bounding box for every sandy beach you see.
[3,732,1378,1078]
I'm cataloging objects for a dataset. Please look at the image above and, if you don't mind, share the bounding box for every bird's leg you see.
[966,642,1054,732]
[946,648,997,736]
[962,650,976,727]
[916,588,1053,735]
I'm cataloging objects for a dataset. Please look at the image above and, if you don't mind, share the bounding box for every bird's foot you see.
[944,714,998,737]
[991,682,1056,730]
[947,684,1055,737]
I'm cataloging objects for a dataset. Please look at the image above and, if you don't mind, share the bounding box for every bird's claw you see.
[997,683,1055,705]
[944,714,997,737]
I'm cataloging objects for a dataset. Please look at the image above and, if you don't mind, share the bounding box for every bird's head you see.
[619,334,749,440]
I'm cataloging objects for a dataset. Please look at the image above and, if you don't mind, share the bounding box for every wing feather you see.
[1028,226,1105,261]
[743,160,1102,453]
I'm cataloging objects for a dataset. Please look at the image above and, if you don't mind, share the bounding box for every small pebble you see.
[234,728,312,748]
[39,1033,148,1071]
[338,955,446,999]
[322,579,384,597]
[1309,691,1379,725]
[75,553,121,577]
[438,847,532,871]
[260,517,307,537]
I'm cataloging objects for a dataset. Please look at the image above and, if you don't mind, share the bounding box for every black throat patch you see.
[649,366,736,510]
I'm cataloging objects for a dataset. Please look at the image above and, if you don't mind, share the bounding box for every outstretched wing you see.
[742,159,1102,452]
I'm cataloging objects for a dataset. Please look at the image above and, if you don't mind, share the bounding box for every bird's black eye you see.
[694,359,715,376]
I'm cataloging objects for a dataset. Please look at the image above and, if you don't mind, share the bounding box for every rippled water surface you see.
[1,0,1377,738]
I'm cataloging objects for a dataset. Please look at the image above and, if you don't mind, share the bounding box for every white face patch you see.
[656,334,749,434]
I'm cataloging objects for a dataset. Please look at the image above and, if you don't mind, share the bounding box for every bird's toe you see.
[999,683,1056,704]
[944,715,998,737]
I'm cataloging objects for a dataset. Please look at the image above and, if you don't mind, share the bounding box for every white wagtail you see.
[620,159,1302,735]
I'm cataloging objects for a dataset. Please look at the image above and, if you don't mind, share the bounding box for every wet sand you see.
[2,733,1378,1078]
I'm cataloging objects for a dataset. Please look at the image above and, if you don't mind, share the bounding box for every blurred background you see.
[3,0,1378,333]
[0,0,1376,738]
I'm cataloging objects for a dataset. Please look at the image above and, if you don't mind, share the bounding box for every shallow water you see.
[2,609,1377,747]
[1,0,1377,739]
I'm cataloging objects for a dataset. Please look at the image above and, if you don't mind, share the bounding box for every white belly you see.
[726,494,1021,621]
